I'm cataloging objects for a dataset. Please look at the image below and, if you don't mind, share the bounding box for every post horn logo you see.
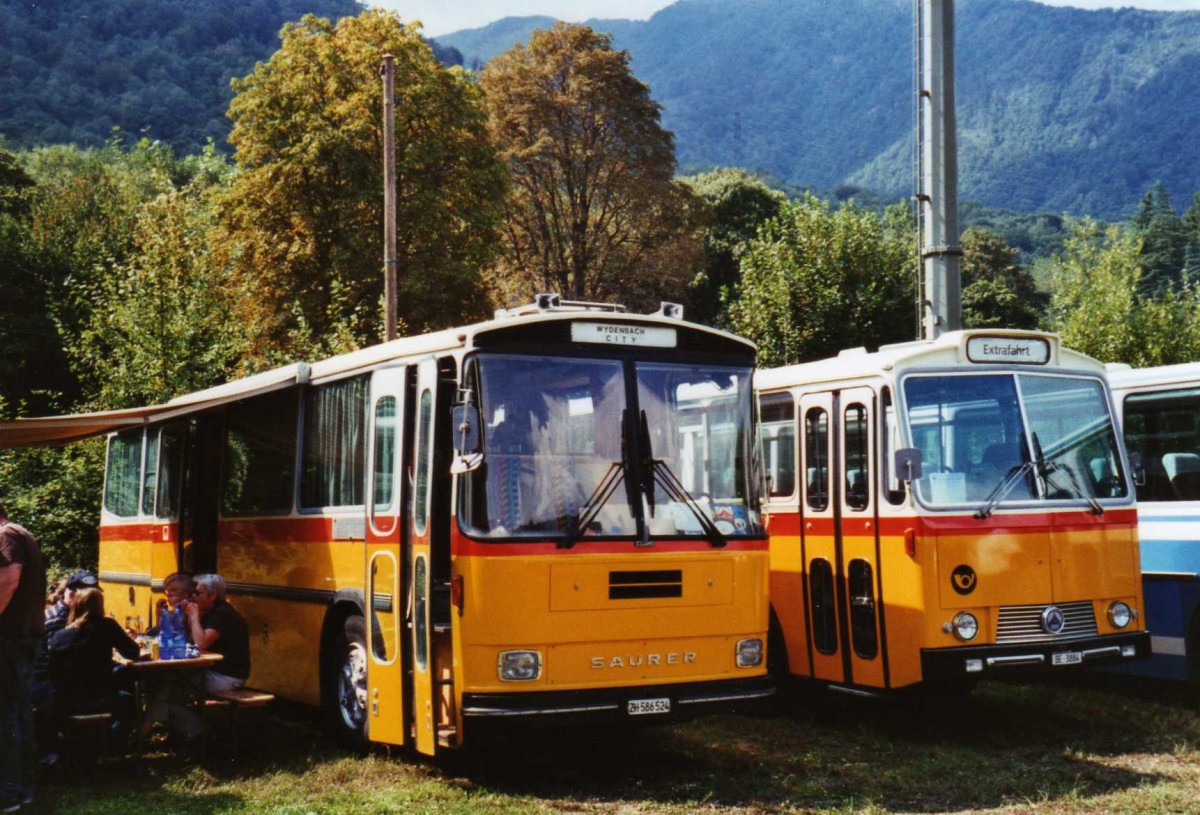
[950,565,977,596]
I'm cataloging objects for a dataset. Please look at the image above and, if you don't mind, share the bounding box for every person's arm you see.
[107,618,141,661]
[183,601,220,651]
[0,562,22,617]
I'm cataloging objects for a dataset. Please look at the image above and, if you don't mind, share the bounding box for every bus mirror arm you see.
[450,404,483,474]
[894,448,923,482]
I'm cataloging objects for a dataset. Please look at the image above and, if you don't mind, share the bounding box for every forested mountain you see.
[438,0,1200,220]
[0,0,367,151]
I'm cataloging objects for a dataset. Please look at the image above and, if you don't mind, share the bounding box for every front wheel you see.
[325,615,368,750]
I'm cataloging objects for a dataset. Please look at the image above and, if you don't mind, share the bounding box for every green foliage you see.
[218,9,507,364]
[0,0,362,154]
[680,168,785,326]
[1047,219,1200,367]
[961,227,1046,330]
[481,23,703,312]
[74,153,245,408]
[727,193,916,367]
[0,408,103,573]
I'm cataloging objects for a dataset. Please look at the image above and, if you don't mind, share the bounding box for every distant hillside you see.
[439,0,1200,220]
[0,0,365,152]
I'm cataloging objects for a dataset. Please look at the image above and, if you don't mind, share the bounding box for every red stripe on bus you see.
[764,508,1137,538]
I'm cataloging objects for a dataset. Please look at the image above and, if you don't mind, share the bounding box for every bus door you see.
[838,387,884,689]
[364,366,408,746]
[408,360,438,755]
[798,392,841,682]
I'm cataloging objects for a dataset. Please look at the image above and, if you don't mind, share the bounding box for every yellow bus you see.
[2,297,771,753]
[755,329,1149,693]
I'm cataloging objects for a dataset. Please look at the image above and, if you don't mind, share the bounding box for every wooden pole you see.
[381,54,398,342]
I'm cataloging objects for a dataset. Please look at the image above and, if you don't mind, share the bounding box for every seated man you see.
[167,574,250,745]
[182,574,249,692]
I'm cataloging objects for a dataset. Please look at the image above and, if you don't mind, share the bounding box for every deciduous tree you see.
[961,227,1045,330]
[217,9,506,364]
[680,168,785,325]
[481,23,704,311]
[727,194,915,367]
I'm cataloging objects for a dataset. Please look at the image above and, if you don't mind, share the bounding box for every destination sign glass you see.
[966,336,1050,365]
[571,323,677,348]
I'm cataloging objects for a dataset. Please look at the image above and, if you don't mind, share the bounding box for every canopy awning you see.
[0,363,309,450]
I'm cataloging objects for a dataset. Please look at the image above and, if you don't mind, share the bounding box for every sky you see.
[373,0,1200,37]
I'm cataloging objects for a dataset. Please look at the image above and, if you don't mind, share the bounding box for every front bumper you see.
[921,631,1151,681]
[461,675,774,728]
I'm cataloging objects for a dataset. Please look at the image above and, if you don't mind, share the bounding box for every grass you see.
[33,674,1200,815]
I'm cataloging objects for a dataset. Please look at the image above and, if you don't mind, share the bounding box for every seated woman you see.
[47,587,140,737]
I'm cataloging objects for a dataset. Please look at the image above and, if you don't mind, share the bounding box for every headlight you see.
[498,650,541,681]
[951,611,978,642]
[736,638,763,668]
[1108,601,1133,629]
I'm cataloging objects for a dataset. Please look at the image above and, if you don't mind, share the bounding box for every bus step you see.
[436,726,457,748]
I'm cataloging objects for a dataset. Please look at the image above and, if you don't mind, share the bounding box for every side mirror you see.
[894,448,923,482]
[1129,451,1145,487]
[450,404,482,475]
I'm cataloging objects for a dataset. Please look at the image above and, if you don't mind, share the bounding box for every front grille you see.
[609,569,682,600]
[995,601,1098,644]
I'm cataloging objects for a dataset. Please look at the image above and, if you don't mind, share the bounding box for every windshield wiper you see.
[638,410,726,547]
[561,411,632,549]
[560,459,625,549]
[974,460,1037,520]
[1032,432,1103,515]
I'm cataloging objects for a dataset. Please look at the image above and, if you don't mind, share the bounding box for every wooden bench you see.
[205,687,275,708]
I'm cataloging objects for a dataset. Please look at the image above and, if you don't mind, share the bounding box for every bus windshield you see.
[460,353,761,540]
[903,373,1128,508]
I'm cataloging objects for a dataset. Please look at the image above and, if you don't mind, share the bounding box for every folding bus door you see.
[837,387,884,689]
[365,366,409,746]
[797,392,842,683]
[408,360,438,755]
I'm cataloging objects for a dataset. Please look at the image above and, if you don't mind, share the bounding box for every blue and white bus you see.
[1108,362,1200,686]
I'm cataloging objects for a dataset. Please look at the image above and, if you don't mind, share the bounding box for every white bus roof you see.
[755,329,1104,391]
[0,303,752,449]
[1105,361,1200,392]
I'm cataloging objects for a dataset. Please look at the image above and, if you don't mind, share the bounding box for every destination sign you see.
[571,323,677,348]
[966,336,1051,365]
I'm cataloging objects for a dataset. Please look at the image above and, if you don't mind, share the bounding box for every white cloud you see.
[371,0,676,37]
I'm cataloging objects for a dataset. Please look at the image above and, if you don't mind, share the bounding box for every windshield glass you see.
[459,354,761,539]
[636,362,761,537]
[903,373,1127,508]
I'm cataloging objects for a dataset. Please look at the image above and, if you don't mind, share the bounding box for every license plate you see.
[627,697,671,716]
[1052,651,1082,666]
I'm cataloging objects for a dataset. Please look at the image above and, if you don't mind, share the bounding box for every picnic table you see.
[122,651,224,763]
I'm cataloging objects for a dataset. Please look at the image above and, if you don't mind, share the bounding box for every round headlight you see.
[1108,601,1132,629]
[952,611,979,642]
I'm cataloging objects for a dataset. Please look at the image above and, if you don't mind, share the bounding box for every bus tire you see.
[325,614,369,750]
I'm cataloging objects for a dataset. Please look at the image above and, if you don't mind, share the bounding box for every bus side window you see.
[1125,388,1200,502]
[881,387,906,505]
[844,404,869,511]
[105,429,144,518]
[222,389,298,516]
[758,393,796,498]
[805,407,829,511]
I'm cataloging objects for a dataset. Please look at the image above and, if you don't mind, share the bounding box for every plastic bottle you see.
[159,606,186,660]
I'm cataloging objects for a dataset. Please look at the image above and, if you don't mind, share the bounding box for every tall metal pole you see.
[919,0,962,339]
[381,55,398,342]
